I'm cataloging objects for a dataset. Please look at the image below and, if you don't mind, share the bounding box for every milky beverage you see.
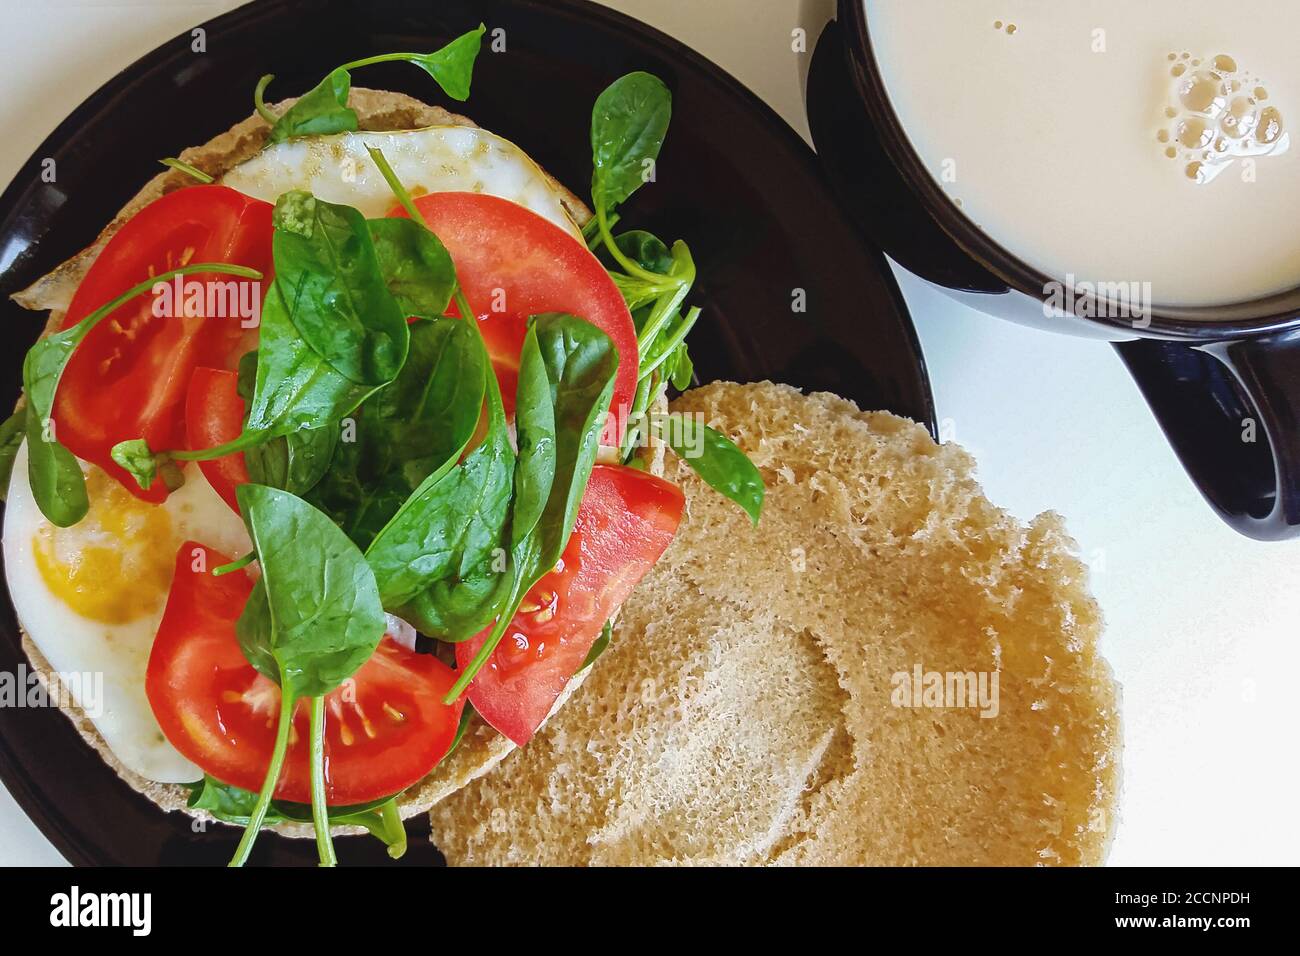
[866,1,1300,307]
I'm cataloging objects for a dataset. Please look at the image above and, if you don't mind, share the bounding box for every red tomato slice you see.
[390,192,638,445]
[458,465,683,745]
[54,186,272,502]
[185,367,248,512]
[147,542,464,805]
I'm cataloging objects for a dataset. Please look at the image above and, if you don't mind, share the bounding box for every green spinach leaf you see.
[364,316,485,488]
[310,316,486,550]
[511,314,618,559]
[659,413,764,525]
[446,312,618,700]
[365,320,512,617]
[236,350,339,497]
[367,216,456,319]
[400,568,512,644]
[394,25,486,100]
[246,424,338,496]
[590,72,672,219]
[258,26,486,143]
[272,191,409,386]
[188,775,407,859]
[233,579,277,684]
[241,275,381,437]
[0,405,27,501]
[228,483,386,867]
[237,483,386,699]
[261,69,354,143]
[24,407,87,527]
[581,620,614,670]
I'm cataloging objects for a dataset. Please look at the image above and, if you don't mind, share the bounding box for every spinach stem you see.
[583,211,619,249]
[160,158,214,183]
[620,372,657,463]
[253,74,279,125]
[596,204,676,290]
[443,574,527,704]
[169,430,261,462]
[379,799,407,859]
[338,51,430,72]
[639,306,701,380]
[455,290,476,325]
[212,551,256,577]
[46,264,262,385]
[229,688,295,867]
[309,696,336,867]
[635,255,694,352]
[366,146,423,221]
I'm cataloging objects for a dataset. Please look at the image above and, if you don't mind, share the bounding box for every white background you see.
[1,0,1296,867]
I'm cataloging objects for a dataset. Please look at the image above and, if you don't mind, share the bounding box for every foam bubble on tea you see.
[866,1,1300,307]
[1163,52,1288,183]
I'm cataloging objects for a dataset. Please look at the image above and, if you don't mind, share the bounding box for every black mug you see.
[806,1,1300,540]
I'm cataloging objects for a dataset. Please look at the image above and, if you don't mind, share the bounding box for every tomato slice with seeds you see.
[54,186,272,501]
[458,465,684,745]
[185,367,248,512]
[147,542,463,804]
[390,192,638,445]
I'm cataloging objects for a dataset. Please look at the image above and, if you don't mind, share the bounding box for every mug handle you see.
[1115,331,1300,540]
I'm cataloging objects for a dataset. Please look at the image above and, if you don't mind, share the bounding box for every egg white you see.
[221,126,584,239]
[3,442,250,783]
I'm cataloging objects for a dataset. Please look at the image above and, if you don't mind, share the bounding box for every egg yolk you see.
[32,468,176,624]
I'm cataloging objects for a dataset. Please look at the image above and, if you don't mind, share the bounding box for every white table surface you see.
[2,0,1296,867]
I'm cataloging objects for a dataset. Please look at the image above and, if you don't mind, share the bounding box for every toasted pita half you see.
[8,87,654,837]
[428,382,1122,865]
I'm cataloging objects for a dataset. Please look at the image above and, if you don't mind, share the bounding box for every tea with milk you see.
[866,0,1299,306]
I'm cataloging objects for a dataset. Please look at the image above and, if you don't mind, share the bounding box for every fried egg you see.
[3,443,250,782]
[6,123,578,785]
[222,126,584,240]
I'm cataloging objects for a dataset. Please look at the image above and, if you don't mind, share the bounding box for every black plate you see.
[0,0,934,865]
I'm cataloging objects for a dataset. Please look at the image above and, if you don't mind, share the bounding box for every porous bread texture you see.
[428,381,1122,866]
[8,88,613,837]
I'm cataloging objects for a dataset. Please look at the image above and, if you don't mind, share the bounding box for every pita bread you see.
[428,382,1122,865]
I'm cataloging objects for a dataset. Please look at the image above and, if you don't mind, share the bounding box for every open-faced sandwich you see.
[0,25,766,865]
